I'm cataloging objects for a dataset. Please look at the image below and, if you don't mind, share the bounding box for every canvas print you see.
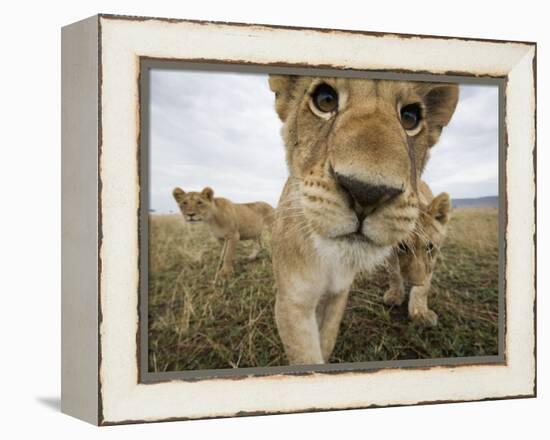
[145,67,500,372]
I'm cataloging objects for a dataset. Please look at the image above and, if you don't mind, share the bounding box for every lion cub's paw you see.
[383,288,406,306]
[409,308,438,327]
[218,266,234,277]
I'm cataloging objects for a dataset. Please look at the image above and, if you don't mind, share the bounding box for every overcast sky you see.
[149,69,498,213]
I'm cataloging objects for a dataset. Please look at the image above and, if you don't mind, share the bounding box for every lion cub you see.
[268,75,458,364]
[172,187,274,276]
[383,182,451,327]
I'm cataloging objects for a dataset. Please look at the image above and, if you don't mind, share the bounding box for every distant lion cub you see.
[383,181,451,327]
[173,187,274,276]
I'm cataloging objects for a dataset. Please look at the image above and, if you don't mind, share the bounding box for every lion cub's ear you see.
[429,192,452,225]
[424,83,459,128]
[268,75,298,122]
[201,187,214,201]
[172,187,186,203]
[418,83,459,146]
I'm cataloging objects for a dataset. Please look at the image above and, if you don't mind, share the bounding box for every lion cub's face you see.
[397,193,451,285]
[172,187,215,223]
[269,76,458,248]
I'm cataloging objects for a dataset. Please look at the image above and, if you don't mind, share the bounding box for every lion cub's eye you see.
[197,200,203,206]
[311,83,339,114]
[400,103,422,133]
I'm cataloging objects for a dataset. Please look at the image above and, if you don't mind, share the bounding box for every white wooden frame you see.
[61,14,536,425]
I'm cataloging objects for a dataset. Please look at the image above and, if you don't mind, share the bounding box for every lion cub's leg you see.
[275,295,324,365]
[246,238,262,260]
[408,275,438,326]
[317,290,350,363]
[383,252,406,306]
[219,232,239,276]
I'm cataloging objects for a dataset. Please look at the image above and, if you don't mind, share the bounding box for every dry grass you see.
[447,207,499,252]
[148,207,499,371]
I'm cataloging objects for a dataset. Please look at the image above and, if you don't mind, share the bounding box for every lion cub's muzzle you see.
[185,213,201,223]
[335,172,404,220]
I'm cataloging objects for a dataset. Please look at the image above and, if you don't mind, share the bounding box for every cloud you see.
[149,71,499,212]
[423,84,499,199]
[149,69,287,212]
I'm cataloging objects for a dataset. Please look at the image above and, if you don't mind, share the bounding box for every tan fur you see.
[269,75,458,364]
[172,187,274,276]
[383,183,451,327]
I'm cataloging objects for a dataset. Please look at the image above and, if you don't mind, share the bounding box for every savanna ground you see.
[148,207,499,372]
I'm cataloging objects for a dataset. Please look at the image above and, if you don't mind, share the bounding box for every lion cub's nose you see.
[335,173,403,208]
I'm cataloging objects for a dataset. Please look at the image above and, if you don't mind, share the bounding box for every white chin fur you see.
[312,234,391,274]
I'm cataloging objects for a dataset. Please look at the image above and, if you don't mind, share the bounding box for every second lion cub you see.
[173,186,274,276]
[383,181,451,327]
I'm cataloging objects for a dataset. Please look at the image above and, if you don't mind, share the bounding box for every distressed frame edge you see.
[100,393,536,427]
[60,14,101,425]
[532,43,538,399]
[503,44,537,400]
[97,12,537,47]
[92,15,536,425]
